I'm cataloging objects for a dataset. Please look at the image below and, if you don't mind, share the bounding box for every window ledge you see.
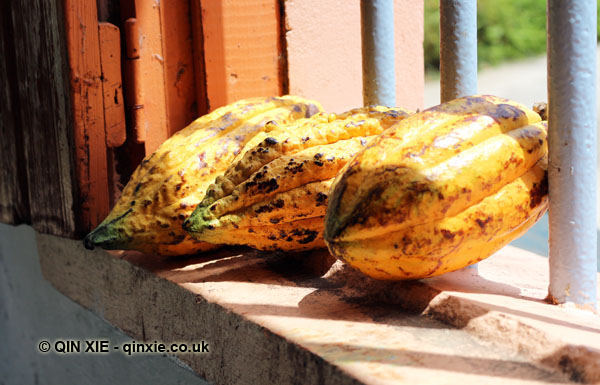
[37,233,600,384]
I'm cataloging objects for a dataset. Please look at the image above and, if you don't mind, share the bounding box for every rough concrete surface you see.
[0,224,210,385]
[35,228,600,385]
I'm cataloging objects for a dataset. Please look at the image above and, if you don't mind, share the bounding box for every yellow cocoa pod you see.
[84,96,322,256]
[184,106,413,251]
[325,95,548,280]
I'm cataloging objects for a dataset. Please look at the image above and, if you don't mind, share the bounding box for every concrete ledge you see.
[37,233,600,384]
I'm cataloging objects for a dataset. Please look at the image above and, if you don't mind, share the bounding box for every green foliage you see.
[424,0,600,73]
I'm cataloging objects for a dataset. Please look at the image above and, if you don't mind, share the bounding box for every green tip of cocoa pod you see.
[182,206,220,237]
[83,209,132,250]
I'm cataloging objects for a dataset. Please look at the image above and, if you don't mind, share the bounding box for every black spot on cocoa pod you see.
[134,183,143,195]
[248,228,255,233]
[298,231,318,245]
[285,161,304,175]
[273,199,284,208]
[314,160,324,166]
[168,235,187,244]
[156,221,170,229]
[257,178,279,193]
[142,199,152,208]
[270,218,282,224]
[130,201,136,206]
[529,171,549,208]
[255,204,273,214]
[440,229,455,239]
[360,138,367,146]
[290,229,319,244]
[264,137,278,145]
[314,153,324,159]
[316,192,327,206]
[475,216,492,229]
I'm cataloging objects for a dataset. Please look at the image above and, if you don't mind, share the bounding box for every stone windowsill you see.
[37,233,600,384]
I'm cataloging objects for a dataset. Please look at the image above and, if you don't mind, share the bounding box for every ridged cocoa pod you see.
[84,96,322,255]
[325,95,548,280]
[184,106,412,251]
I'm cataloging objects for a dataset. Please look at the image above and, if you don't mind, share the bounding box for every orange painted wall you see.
[284,0,424,113]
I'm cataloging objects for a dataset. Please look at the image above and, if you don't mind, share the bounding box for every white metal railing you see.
[360,0,397,106]
[439,0,477,102]
[360,0,598,311]
[547,0,597,310]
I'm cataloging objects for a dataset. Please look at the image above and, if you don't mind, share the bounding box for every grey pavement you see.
[424,51,600,267]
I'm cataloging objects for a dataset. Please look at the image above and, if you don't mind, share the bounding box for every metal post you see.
[439,0,477,102]
[360,0,396,107]
[440,0,479,272]
[547,0,598,310]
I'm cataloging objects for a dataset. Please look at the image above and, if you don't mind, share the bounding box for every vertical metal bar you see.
[547,0,598,310]
[439,0,477,102]
[440,0,479,272]
[361,0,396,107]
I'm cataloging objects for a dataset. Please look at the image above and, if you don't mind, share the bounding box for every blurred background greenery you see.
[424,0,600,74]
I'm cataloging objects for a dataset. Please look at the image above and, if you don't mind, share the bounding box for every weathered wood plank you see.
[132,0,170,153]
[160,0,198,135]
[4,0,77,236]
[191,0,209,117]
[201,0,283,110]
[0,3,30,225]
[99,22,126,148]
[64,0,110,233]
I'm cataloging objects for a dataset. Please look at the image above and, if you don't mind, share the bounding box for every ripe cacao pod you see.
[84,96,322,255]
[325,95,548,280]
[183,106,412,251]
